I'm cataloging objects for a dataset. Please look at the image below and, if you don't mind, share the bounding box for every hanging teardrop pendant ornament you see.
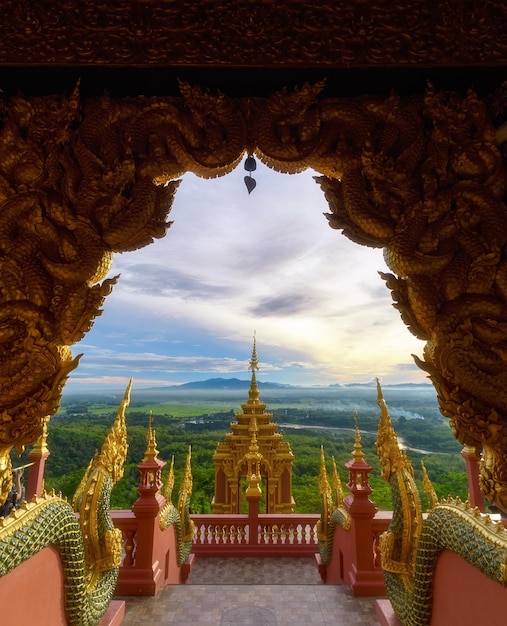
[244,176,257,194]
[244,153,257,194]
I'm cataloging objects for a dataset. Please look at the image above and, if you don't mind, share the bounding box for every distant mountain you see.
[174,377,294,390]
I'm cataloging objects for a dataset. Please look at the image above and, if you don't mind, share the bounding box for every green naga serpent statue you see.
[0,380,132,626]
[160,447,194,568]
[376,379,507,626]
[317,445,351,566]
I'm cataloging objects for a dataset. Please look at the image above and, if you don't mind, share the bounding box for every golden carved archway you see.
[1,81,507,512]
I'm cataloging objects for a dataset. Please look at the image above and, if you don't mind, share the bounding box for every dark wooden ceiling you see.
[0,1,505,98]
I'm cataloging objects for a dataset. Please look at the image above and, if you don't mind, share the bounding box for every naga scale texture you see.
[376,381,507,626]
[0,380,131,626]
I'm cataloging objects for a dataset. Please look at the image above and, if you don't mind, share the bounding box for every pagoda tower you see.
[212,336,295,514]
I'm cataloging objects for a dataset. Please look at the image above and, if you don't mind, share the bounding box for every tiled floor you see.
[118,557,381,625]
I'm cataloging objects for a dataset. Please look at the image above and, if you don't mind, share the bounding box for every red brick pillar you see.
[25,417,50,500]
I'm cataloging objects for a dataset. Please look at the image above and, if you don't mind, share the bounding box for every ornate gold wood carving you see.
[1,80,507,515]
[0,2,505,68]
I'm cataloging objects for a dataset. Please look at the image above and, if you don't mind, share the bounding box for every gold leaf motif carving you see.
[0,2,505,67]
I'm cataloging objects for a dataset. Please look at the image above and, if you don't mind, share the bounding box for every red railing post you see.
[190,513,319,557]
[25,417,50,501]
[341,423,386,596]
[246,482,260,546]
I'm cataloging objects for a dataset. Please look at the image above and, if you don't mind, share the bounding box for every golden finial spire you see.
[246,415,262,493]
[250,331,259,372]
[352,411,366,463]
[246,331,262,406]
[97,378,131,482]
[178,446,193,511]
[331,455,344,507]
[375,377,412,481]
[163,455,175,502]
[143,411,160,462]
[317,446,334,542]
[421,461,438,510]
[178,446,195,542]
[319,445,331,494]
[248,414,260,453]
[31,415,50,455]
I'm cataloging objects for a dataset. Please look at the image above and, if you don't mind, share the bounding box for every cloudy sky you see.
[67,161,429,391]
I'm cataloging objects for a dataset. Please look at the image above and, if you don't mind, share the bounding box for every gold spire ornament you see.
[331,456,344,508]
[178,446,195,543]
[352,411,366,464]
[375,379,413,482]
[163,456,175,502]
[73,378,131,574]
[31,416,50,456]
[317,446,333,541]
[143,412,160,463]
[421,461,439,511]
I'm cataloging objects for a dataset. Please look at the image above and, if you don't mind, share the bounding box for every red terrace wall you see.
[378,548,507,626]
[431,549,507,626]
[0,546,125,626]
[324,524,354,585]
[0,546,67,626]
[154,522,181,585]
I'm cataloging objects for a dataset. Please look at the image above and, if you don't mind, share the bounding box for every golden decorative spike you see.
[352,411,366,463]
[248,414,260,453]
[163,455,175,502]
[178,446,193,506]
[0,451,13,510]
[31,416,50,456]
[98,378,131,483]
[73,378,132,578]
[376,378,422,585]
[71,456,94,512]
[421,461,439,510]
[247,334,261,405]
[245,415,263,497]
[250,331,259,372]
[375,378,412,482]
[317,446,334,542]
[178,446,195,542]
[331,456,344,507]
[143,411,160,462]
[319,446,331,495]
